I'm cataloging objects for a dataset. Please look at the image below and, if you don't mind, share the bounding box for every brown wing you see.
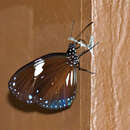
[35,58,77,110]
[8,53,78,110]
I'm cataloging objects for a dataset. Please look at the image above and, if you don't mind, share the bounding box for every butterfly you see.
[8,22,98,111]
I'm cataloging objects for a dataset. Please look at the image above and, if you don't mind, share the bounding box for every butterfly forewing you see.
[8,60,37,103]
[8,53,77,110]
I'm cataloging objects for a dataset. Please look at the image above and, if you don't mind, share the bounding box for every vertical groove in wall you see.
[80,0,91,129]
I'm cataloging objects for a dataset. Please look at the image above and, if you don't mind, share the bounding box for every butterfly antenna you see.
[68,21,94,49]
[70,20,75,37]
[75,22,93,39]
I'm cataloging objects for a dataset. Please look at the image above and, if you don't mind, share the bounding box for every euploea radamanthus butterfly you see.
[8,22,98,111]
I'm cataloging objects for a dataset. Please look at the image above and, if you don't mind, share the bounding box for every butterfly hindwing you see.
[35,61,77,110]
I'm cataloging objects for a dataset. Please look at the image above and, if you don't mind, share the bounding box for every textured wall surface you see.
[0,0,129,130]
[91,0,130,130]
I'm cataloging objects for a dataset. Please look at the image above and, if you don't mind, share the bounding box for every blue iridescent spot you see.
[26,100,32,104]
[27,100,29,104]
[62,99,65,103]
[49,100,58,109]
[28,94,32,100]
[50,105,53,108]
[67,102,71,106]
[48,98,72,109]
[39,97,42,101]
[55,105,58,109]
[59,100,61,103]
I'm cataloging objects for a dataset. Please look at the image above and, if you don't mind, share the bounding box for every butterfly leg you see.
[78,67,95,74]
[75,39,88,49]
[78,42,99,57]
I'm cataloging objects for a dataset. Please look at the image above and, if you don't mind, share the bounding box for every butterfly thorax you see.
[66,43,79,66]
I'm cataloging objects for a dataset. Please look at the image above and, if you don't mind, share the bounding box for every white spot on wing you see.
[34,59,45,77]
[13,82,16,86]
[45,100,48,104]
[70,70,73,85]
[13,77,16,80]
[66,73,70,86]
[41,76,44,79]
